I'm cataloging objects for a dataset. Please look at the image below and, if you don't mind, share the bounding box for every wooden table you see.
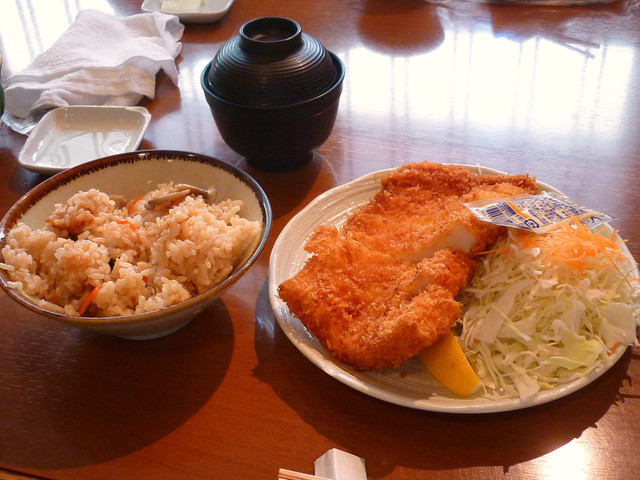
[1,0,639,478]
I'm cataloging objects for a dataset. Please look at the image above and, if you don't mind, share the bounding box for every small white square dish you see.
[18,106,151,175]
[141,0,234,24]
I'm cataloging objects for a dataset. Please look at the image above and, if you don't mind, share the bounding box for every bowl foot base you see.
[246,152,314,171]
[116,320,192,340]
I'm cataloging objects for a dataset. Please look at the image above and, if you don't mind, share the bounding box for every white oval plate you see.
[141,0,234,23]
[18,106,151,175]
[268,164,634,413]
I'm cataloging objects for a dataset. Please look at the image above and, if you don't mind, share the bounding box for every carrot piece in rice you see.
[78,285,101,316]
[128,195,144,216]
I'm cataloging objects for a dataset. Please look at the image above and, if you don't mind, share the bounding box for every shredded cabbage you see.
[458,225,640,401]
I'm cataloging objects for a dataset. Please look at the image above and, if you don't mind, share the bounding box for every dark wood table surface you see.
[1,0,640,478]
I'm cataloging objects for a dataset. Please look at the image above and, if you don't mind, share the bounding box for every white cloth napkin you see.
[4,9,184,130]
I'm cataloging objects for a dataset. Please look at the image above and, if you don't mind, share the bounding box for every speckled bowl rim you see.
[0,150,272,327]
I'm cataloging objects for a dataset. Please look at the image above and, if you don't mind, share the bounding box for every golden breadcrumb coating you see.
[278,161,539,370]
[342,188,501,261]
[380,161,538,197]
[343,163,539,261]
[278,226,475,370]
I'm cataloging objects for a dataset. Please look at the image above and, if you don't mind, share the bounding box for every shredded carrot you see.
[608,342,619,356]
[116,218,137,231]
[128,195,144,216]
[78,285,101,316]
[505,200,530,220]
[475,244,512,257]
[514,215,624,275]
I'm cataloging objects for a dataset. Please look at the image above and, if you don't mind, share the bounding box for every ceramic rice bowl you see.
[0,150,271,340]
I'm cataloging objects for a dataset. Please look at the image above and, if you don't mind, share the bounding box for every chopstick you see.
[278,468,331,480]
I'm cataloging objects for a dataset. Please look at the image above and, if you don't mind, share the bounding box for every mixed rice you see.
[0,183,260,316]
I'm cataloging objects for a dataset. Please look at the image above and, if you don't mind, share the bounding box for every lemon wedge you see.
[419,329,481,397]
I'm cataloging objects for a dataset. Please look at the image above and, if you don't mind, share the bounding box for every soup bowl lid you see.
[205,17,338,107]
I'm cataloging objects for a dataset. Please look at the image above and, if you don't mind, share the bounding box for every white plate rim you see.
[268,164,634,414]
[141,0,234,23]
[17,105,151,175]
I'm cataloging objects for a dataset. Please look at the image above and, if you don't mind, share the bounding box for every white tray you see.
[141,0,234,24]
[18,106,151,175]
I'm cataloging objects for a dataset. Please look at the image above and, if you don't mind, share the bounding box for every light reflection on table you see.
[541,440,589,479]
[1,0,639,479]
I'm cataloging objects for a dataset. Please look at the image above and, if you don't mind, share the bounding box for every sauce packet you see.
[464,191,613,233]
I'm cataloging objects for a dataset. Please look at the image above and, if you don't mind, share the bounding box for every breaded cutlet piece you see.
[342,188,502,261]
[342,164,539,261]
[278,226,476,370]
[380,161,538,197]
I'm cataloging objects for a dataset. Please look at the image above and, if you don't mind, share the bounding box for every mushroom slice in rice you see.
[145,184,216,210]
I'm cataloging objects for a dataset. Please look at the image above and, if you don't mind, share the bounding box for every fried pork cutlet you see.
[380,161,538,197]
[343,163,539,261]
[342,188,499,261]
[278,226,476,370]
[278,161,539,371]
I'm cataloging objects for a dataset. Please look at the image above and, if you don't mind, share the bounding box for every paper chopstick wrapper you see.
[314,448,367,480]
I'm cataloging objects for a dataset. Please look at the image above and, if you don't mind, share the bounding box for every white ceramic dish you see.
[141,0,234,23]
[18,106,150,175]
[0,151,271,340]
[268,165,634,413]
